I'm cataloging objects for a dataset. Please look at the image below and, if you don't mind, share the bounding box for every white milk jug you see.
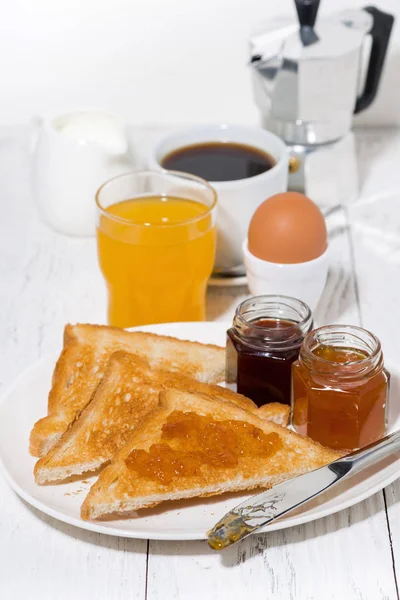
[32,110,135,236]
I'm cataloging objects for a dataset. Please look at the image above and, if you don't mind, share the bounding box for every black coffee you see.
[161,142,276,182]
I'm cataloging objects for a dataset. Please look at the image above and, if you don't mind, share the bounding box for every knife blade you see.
[207,428,400,550]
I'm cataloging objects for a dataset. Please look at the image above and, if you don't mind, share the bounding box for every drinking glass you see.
[96,170,217,328]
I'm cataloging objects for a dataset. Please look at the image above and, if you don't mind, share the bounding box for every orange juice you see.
[97,195,216,327]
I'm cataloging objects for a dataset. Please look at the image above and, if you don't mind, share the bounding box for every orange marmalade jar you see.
[291,325,389,451]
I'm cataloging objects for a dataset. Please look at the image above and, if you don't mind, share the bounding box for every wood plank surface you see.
[349,131,400,600]
[0,127,399,599]
[0,128,147,600]
[147,206,398,600]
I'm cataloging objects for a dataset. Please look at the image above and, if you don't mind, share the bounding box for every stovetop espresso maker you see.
[250,0,394,207]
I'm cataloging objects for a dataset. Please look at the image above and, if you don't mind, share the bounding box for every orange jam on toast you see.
[125,411,281,484]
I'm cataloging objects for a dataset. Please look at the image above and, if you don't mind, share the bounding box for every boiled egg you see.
[248,192,327,264]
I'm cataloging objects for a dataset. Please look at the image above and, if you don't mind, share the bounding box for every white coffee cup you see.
[32,109,136,236]
[243,240,329,312]
[149,124,288,274]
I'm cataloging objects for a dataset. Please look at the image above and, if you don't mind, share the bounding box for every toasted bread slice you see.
[257,402,290,427]
[34,352,257,484]
[81,389,339,520]
[30,324,225,457]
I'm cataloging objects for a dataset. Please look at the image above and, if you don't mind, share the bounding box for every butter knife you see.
[208,429,400,550]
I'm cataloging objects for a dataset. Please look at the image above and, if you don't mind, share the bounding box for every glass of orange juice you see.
[96,170,217,328]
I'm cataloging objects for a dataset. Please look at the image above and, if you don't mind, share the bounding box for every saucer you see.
[208,274,248,287]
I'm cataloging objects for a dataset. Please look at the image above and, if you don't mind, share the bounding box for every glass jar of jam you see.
[291,325,390,451]
[226,295,313,407]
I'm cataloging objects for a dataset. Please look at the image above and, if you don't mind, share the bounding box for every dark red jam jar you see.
[226,295,313,407]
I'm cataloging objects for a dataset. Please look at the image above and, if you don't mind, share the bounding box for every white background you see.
[1,0,399,127]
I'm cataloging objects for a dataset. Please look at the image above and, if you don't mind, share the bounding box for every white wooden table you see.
[1,125,400,600]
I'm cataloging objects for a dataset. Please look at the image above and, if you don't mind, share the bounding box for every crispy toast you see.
[30,324,225,457]
[81,389,339,520]
[257,402,290,427]
[34,352,258,484]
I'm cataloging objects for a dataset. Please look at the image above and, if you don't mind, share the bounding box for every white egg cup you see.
[243,240,329,312]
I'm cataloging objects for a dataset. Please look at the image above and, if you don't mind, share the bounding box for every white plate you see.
[0,321,399,541]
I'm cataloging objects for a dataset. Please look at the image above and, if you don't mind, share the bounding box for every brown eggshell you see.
[248,192,327,264]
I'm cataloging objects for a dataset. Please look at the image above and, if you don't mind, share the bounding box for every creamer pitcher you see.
[32,109,135,236]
